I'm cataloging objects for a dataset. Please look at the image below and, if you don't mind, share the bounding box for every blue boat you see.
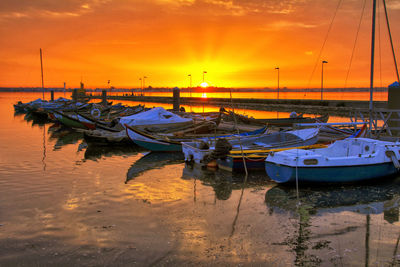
[265,138,400,183]
[126,124,268,152]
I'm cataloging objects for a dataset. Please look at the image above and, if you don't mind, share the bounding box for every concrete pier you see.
[173,87,180,111]
[387,82,400,135]
[89,94,386,116]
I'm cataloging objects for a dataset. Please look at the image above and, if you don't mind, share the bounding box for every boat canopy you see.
[389,81,400,88]
[119,107,192,127]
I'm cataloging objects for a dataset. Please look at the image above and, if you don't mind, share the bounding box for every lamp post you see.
[188,74,192,97]
[321,60,328,100]
[143,76,148,96]
[202,71,207,113]
[275,67,280,100]
[139,78,142,96]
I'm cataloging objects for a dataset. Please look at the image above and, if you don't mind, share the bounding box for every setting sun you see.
[200,82,209,88]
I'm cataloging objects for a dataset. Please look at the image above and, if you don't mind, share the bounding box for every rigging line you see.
[377,0,383,89]
[229,88,248,179]
[42,124,46,171]
[391,232,400,267]
[305,0,343,91]
[365,214,370,267]
[382,0,400,83]
[229,186,245,238]
[344,0,367,89]
[228,88,248,239]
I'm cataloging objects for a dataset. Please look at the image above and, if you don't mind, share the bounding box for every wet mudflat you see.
[1,93,400,266]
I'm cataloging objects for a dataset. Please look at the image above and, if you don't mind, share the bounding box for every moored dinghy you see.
[182,127,320,171]
[126,124,268,152]
[265,138,400,183]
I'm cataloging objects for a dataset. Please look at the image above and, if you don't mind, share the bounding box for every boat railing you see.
[350,108,400,138]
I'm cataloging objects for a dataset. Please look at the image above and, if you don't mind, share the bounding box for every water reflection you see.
[48,124,84,150]
[23,111,50,126]
[125,152,184,183]
[265,179,400,219]
[265,178,400,266]
[84,143,143,161]
[182,164,269,201]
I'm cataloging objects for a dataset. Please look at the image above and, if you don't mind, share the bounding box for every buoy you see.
[91,108,101,118]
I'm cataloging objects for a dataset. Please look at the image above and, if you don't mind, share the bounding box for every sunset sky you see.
[0,0,399,89]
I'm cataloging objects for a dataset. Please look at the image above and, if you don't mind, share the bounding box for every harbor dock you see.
[89,94,387,117]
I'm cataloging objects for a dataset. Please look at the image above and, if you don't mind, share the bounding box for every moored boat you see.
[182,128,321,171]
[126,124,268,152]
[265,138,400,183]
[51,109,95,130]
[221,109,329,127]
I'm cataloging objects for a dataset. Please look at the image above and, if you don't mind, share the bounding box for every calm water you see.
[1,92,399,266]
[91,90,388,101]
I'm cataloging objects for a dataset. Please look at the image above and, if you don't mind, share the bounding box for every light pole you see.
[188,74,192,97]
[202,71,207,113]
[275,67,280,100]
[143,76,148,96]
[321,60,328,100]
[139,78,142,96]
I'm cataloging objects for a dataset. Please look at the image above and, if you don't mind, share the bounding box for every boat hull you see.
[54,113,88,129]
[218,131,319,172]
[265,162,399,183]
[126,125,183,152]
[133,140,182,152]
[218,156,267,172]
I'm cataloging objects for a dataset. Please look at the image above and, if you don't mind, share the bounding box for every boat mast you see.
[40,48,45,100]
[369,0,377,135]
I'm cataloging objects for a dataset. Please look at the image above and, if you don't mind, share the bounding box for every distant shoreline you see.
[0,87,388,93]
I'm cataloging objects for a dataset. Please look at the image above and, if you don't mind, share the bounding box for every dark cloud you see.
[0,0,85,12]
[0,0,111,19]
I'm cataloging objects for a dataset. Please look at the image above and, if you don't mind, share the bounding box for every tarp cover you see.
[119,107,192,127]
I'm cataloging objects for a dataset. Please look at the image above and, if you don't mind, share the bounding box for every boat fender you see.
[386,150,400,169]
[91,108,101,118]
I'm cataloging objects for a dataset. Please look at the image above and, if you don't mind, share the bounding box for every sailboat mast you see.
[40,48,45,100]
[369,0,377,134]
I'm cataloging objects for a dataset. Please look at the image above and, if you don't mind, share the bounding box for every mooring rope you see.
[344,0,367,89]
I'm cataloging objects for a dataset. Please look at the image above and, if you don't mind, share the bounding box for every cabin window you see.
[304,159,318,165]
[364,145,370,152]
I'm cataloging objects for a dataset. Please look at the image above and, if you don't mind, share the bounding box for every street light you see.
[321,60,328,100]
[139,78,142,96]
[143,76,148,96]
[188,74,192,97]
[202,71,207,113]
[275,67,280,100]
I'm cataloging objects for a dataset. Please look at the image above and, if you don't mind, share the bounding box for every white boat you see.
[118,107,193,129]
[265,138,400,183]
